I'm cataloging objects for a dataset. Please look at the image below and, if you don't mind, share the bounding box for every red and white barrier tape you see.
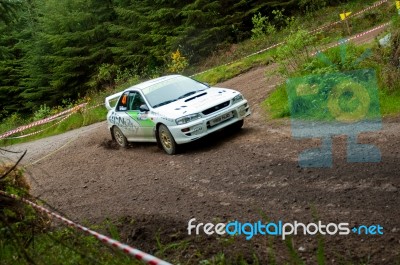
[309,0,389,34]
[242,42,285,60]
[191,0,389,78]
[351,0,389,18]
[0,103,87,140]
[0,103,105,141]
[84,102,105,111]
[0,190,172,265]
[191,41,285,77]
[312,22,390,56]
[264,22,391,90]
[2,114,73,140]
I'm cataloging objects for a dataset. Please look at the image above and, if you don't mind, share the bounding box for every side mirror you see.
[139,104,149,112]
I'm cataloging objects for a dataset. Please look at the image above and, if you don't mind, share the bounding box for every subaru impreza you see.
[105,75,250,154]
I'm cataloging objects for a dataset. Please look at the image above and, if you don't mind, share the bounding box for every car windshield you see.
[142,76,209,108]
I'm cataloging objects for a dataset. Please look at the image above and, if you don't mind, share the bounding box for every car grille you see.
[202,101,230,115]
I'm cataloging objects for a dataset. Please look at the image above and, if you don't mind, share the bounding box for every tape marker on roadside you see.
[84,103,105,111]
[0,190,172,265]
[269,22,391,89]
[3,114,73,140]
[312,22,390,56]
[310,0,389,33]
[190,0,389,78]
[0,103,87,140]
[0,103,105,141]
[351,0,389,18]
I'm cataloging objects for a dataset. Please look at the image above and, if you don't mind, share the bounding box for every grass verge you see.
[264,21,400,120]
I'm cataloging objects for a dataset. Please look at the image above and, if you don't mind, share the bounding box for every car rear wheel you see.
[113,126,128,148]
[158,124,177,155]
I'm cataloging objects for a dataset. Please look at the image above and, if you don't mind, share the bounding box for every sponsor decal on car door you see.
[127,110,154,138]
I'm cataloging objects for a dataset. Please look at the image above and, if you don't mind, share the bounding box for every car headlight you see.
[232,94,244,105]
[176,113,202,125]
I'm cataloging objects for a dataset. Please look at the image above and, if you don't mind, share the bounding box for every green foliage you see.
[0,0,20,24]
[155,233,189,257]
[251,9,296,40]
[275,28,318,76]
[0,165,47,264]
[168,49,189,73]
[251,12,277,40]
[266,36,400,119]
[91,63,120,89]
[115,68,140,88]
[0,166,141,265]
[33,104,52,121]
[200,253,227,265]
[270,9,296,31]
[284,237,305,265]
[0,222,142,265]
[0,113,26,134]
[262,84,290,118]
[21,0,115,109]
[0,0,33,118]
[316,236,326,265]
[195,51,274,85]
[266,44,364,120]
[298,0,327,13]
[389,16,400,69]
[251,13,271,39]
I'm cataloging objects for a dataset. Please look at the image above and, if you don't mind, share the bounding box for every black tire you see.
[112,126,128,148]
[232,119,244,130]
[157,124,177,155]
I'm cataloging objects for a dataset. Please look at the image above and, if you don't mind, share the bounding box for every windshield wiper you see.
[177,90,206,100]
[176,91,197,100]
[153,99,176,108]
[153,90,206,108]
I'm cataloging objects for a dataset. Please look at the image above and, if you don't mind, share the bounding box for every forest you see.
[0,0,350,119]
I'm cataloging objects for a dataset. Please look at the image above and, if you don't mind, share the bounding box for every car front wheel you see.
[113,126,128,148]
[158,124,177,155]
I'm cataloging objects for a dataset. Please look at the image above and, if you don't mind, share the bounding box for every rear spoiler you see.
[105,91,123,111]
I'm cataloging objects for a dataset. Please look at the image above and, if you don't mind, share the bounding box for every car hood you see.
[153,87,240,119]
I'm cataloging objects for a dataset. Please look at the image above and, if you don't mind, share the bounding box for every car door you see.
[114,91,154,140]
[125,91,155,140]
[113,91,141,139]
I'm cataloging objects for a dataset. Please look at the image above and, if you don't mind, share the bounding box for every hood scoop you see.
[174,106,187,110]
[185,92,207,102]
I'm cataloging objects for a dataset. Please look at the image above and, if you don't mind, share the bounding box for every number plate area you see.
[209,112,234,127]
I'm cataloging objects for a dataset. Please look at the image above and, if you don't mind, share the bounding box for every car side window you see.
[116,92,129,111]
[116,91,145,111]
[127,92,145,111]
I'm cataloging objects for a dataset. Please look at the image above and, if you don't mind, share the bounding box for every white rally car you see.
[105,75,251,154]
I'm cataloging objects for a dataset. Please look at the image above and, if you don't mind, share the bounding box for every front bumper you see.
[168,101,251,144]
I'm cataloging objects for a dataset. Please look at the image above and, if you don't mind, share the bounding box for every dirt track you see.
[4,27,400,264]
